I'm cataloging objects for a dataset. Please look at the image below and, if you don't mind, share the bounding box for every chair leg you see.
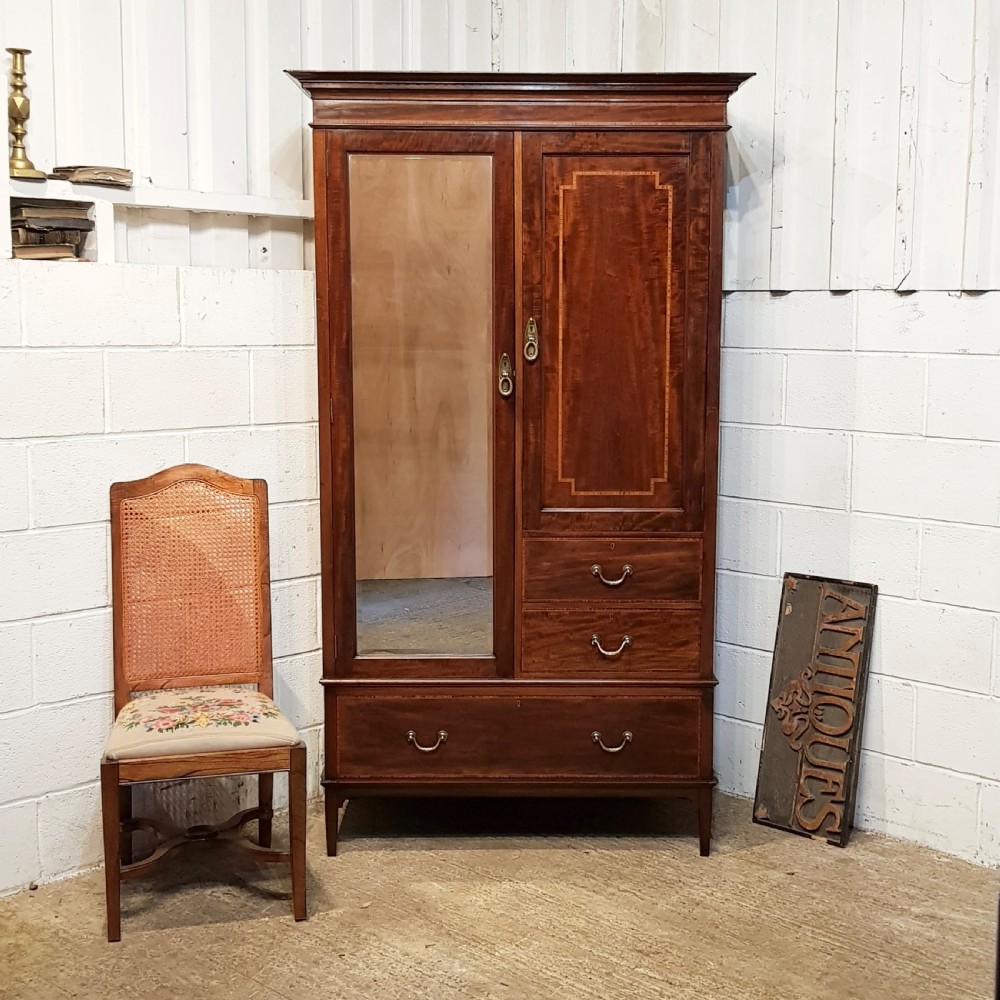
[119,784,133,865]
[100,759,122,942]
[288,745,307,921]
[324,788,341,858]
[258,772,274,848]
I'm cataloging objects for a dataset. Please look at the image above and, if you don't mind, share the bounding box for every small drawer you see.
[522,537,702,603]
[521,608,701,676]
[335,693,704,780]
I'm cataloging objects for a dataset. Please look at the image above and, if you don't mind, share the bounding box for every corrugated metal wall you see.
[2,0,998,289]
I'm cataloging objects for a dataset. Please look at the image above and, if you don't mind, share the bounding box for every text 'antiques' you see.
[754,574,878,847]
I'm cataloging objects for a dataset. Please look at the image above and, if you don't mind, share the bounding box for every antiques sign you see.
[753,574,877,847]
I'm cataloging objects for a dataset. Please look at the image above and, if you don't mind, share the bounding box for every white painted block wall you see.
[0,260,323,892]
[716,290,1000,865]
[3,268,997,892]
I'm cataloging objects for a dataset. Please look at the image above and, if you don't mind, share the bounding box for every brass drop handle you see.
[406,729,448,753]
[498,352,514,398]
[523,317,539,362]
[592,730,633,753]
[591,634,632,658]
[591,563,633,587]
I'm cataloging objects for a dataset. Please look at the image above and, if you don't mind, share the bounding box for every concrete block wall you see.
[2,263,998,893]
[715,290,1000,866]
[0,259,322,893]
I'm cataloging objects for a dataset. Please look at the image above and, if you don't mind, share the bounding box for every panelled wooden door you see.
[322,130,516,679]
[520,133,711,534]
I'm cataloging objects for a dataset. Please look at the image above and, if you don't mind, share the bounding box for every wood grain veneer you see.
[522,536,702,603]
[520,608,701,677]
[336,693,703,779]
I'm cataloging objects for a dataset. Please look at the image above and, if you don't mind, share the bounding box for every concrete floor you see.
[0,792,996,999]
[357,576,492,656]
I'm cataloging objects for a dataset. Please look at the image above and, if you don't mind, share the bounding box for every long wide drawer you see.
[335,693,704,779]
[522,536,702,603]
[520,608,701,677]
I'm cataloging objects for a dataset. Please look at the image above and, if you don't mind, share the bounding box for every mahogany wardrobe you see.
[290,72,750,856]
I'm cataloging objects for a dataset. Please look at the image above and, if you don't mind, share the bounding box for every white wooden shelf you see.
[9,177,312,219]
[4,178,314,262]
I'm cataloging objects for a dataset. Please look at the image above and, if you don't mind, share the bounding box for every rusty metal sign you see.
[753,573,878,847]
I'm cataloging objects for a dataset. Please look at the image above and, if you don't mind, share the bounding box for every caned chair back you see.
[109,465,272,712]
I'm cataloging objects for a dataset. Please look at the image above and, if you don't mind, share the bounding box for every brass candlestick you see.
[7,47,45,179]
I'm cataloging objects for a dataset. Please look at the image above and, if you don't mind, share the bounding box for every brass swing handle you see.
[591,633,632,658]
[523,317,539,362]
[406,729,448,753]
[498,353,514,398]
[592,730,633,753]
[591,563,633,587]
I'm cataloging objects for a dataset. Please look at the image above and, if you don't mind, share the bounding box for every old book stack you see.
[10,199,93,260]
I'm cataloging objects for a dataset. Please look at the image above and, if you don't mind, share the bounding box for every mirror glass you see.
[349,153,494,657]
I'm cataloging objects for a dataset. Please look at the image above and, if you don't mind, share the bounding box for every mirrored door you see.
[330,132,514,674]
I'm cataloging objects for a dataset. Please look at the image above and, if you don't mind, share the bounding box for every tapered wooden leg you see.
[698,787,713,857]
[258,772,274,848]
[324,788,341,857]
[118,784,133,865]
[288,745,307,921]
[100,759,122,942]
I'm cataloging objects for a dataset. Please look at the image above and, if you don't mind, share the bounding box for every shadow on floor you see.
[119,835,335,930]
[336,794,707,851]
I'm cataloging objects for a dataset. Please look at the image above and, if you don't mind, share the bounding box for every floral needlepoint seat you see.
[106,688,301,760]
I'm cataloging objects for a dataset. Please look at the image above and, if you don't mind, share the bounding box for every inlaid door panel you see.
[521,133,710,533]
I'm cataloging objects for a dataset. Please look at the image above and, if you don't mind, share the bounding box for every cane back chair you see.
[100,464,307,941]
